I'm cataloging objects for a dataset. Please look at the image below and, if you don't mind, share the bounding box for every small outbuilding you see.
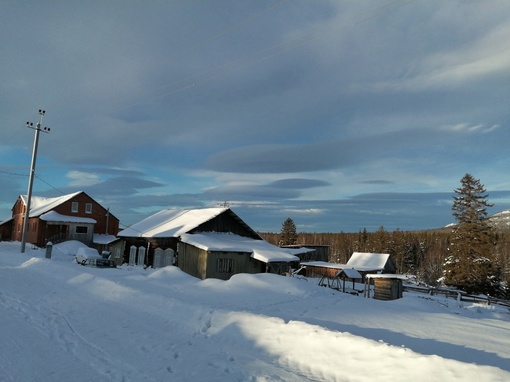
[298,262,363,293]
[335,268,363,293]
[346,252,396,276]
[364,274,407,300]
[179,232,299,280]
[298,261,343,279]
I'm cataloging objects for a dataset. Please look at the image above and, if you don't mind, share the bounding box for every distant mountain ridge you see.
[488,210,510,229]
[442,210,510,230]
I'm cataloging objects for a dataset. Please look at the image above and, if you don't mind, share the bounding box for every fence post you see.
[45,241,53,259]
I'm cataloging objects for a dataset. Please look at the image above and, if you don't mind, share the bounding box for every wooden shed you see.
[179,232,299,280]
[364,274,407,300]
[298,261,343,279]
[346,252,396,281]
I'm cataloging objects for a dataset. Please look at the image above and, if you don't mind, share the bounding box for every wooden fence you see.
[403,285,510,308]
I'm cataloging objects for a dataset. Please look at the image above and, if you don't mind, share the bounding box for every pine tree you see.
[279,218,297,246]
[445,174,499,294]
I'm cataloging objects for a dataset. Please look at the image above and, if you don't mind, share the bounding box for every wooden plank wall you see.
[373,278,403,300]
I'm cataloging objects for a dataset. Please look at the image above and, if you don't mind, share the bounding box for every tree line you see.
[260,174,510,298]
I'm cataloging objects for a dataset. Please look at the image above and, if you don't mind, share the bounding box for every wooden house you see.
[1,191,119,248]
[117,207,299,279]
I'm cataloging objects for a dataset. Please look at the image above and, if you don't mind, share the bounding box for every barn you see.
[117,207,299,279]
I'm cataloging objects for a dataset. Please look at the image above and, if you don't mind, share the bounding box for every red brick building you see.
[2,191,119,248]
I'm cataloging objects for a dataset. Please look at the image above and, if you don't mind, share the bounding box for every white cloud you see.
[441,123,501,134]
[66,171,101,187]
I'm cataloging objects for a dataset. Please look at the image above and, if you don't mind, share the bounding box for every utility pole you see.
[21,109,51,253]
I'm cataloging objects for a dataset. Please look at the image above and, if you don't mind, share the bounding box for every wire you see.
[34,174,67,195]
[0,168,68,196]
[0,169,26,177]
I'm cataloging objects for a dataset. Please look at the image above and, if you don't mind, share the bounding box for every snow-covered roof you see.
[0,217,13,225]
[93,234,118,245]
[336,268,362,279]
[21,191,82,217]
[300,261,345,269]
[281,247,315,256]
[180,232,299,263]
[346,252,391,270]
[117,207,231,238]
[40,211,96,224]
[366,274,409,280]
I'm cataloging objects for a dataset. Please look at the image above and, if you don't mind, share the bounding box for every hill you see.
[489,209,510,230]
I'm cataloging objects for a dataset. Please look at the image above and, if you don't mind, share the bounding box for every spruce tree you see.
[445,174,499,294]
[279,218,297,246]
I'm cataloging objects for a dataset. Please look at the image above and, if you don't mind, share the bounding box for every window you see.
[85,203,92,214]
[217,258,233,273]
[75,226,88,234]
[71,202,79,213]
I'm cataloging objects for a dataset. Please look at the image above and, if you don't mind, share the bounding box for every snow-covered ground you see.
[1,241,509,382]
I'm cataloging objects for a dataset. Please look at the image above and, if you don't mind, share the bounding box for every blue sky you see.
[2,0,510,233]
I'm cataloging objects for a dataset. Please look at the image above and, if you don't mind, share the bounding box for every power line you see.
[34,174,66,195]
[0,170,26,177]
[0,170,66,195]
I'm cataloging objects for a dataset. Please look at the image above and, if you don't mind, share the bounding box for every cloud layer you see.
[2,1,510,232]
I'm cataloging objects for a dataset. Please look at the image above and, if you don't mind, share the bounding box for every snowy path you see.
[1,244,509,381]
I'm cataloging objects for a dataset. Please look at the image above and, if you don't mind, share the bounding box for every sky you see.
[2,0,510,233]
[1,241,509,381]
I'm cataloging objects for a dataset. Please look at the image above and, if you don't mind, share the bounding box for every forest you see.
[260,175,510,298]
[261,227,510,290]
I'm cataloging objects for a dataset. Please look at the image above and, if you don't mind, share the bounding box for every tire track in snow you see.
[0,270,159,382]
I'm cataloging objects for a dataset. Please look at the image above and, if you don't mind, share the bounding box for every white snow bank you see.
[0,241,509,382]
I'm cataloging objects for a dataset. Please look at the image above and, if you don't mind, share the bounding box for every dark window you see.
[217,258,233,273]
[75,226,88,234]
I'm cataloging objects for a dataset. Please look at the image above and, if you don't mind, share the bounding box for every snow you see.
[93,234,118,245]
[338,267,362,279]
[20,191,82,217]
[347,252,390,269]
[40,210,97,224]
[366,274,409,280]
[301,261,344,269]
[75,246,102,265]
[1,241,510,382]
[117,207,230,238]
[181,232,299,263]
